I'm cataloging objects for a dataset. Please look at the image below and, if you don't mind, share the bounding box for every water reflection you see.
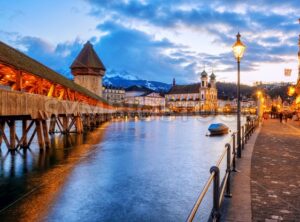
[0,122,110,221]
[0,116,244,222]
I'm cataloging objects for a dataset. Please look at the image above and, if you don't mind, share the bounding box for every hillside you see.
[216,82,254,100]
[102,69,291,100]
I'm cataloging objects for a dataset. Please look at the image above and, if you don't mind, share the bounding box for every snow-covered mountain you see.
[57,68,171,92]
[103,69,172,92]
[105,69,141,81]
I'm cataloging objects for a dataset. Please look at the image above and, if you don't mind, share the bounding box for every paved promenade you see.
[221,123,261,222]
[251,119,300,221]
[223,119,300,222]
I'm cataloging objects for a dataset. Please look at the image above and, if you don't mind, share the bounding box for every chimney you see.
[173,78,176,86]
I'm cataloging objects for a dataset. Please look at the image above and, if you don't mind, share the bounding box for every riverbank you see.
[222,119,300,221]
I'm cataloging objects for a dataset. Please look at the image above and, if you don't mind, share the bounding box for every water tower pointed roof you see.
[70,41,106,70]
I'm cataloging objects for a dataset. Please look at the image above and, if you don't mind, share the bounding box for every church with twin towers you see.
[166,70,218,112]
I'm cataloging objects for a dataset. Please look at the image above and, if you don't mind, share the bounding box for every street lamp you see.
[232,32,246,158]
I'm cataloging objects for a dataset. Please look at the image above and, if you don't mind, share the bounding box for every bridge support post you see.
[94,114,97,127]
[62,116,69,134]
[90,114,95,128]
[42,120,50,149]
[35,120,45,150]
[49,115,56,134]
[0,120,4,148]
[9,120,16,150]
[75,115,83,134]
[95,114,100,126]
[86,115,91,130]
[21,119,28,148]
[100,114,103,125]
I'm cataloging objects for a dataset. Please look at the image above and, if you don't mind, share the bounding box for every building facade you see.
[103,85,125,104]
[218,99,257,113]
[165,71,218,112]
[125,85,165,110]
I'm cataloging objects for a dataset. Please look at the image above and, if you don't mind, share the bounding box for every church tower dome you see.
[210,72,216,88]
[200,70,208,87]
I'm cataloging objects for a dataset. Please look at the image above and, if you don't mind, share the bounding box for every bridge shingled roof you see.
[0,41,107,103]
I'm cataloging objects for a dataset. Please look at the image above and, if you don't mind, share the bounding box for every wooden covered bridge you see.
[0,41,150,151]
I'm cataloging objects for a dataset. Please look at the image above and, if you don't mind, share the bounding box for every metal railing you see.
[187,118,259,222]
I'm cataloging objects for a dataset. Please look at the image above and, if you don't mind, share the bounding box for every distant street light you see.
[256,90,263,119]
[232,33,246,158]
[256,90,262,98]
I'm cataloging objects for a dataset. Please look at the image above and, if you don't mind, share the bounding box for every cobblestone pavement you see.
[251,119,300,221]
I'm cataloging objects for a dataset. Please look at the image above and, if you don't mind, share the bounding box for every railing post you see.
[225,143,232,198]
[248,121,251,142]
[232,133,237,172]
[245,127,248,144]
[244,125,247,144]
[241,125,244,150]
[210,166,220,222]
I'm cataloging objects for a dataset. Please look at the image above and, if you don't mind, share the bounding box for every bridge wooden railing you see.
[0,89,114,118]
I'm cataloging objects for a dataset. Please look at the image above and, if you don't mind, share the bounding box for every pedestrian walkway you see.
[221,123,261,222]
[251,119,300,221]
[222,119,300,222]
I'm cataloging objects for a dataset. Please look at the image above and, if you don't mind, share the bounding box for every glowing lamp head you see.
[296,96,300,104]
[232,33,246,61]
[288,86,295,96]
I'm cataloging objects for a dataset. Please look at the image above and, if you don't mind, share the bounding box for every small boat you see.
[208,123,229,136]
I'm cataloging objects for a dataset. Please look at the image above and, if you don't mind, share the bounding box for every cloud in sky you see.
[95,21,196,82]
[0,0,299,84]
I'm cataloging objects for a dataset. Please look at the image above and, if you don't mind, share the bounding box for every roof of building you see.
[167,83,200,94]
[104,85,124,90]
[70,41,106,70]
[125,85,153,92]
[201,70,208,77]
[0,40,107,103]
[210,72,216,80]
[140,91,163,97]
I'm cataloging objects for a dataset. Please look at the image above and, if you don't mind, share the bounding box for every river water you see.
[0,115,244,222]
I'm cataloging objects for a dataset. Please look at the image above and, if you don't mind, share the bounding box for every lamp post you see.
[232,33,246,158]
[256,90,263,119]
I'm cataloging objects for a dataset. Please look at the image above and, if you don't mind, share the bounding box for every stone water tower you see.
[71,41,106,96]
